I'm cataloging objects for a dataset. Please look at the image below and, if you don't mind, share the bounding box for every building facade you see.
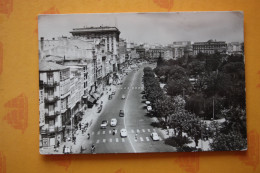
[39,61,70,147]
[193,40,227,56]
[70,26,120,71]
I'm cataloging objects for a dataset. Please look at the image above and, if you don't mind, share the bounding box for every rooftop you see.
[70,26,120,34]
[39,60,68,72]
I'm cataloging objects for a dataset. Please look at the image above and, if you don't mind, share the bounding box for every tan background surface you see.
[0,0,259,172]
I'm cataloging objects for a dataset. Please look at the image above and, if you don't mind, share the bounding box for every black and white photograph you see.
[38,12,246,154]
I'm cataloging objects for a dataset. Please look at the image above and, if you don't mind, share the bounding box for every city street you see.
[83,64,176,154]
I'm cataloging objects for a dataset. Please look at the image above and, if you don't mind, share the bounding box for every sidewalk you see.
[40,83,119,154]
[159,126,212,151]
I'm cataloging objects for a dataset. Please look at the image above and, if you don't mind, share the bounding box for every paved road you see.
[84,64,176,154]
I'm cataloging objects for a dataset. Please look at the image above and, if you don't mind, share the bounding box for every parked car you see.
[145,101,151,105]
[112,90,116,95]
[151,132,160,141]
[147,105,152,112]
[110,118,117,127]
[121,94,126,99]
[108,94,112,100]
[120,129,127,137]
[97,105,102,113]
[100,120,108,129]
[119,110,124,117]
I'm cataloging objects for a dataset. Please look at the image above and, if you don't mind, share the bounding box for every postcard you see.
[38,12,246,154]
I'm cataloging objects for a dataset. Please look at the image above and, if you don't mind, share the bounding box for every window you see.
[47,72,54,84]
[48,105,54,112]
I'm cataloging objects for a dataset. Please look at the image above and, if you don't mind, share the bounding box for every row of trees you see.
[143,67,204,151]
[144,51,247,151]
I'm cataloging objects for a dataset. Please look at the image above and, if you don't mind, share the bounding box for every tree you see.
[187,60,205,76]
[166,77,191,97]
[205,52,222,72]
[157,53,164,67]
[210,130,247,151]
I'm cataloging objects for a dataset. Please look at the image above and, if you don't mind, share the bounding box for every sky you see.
[38,12,244,45]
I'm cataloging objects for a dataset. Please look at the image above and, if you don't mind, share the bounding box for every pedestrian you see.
[79,123,81,130]
[63,145,66,154]
[73,136,76,144]
[57,140,60,148]
[112,129,115,135]
[135,133,138,140]
[87,133,90,140]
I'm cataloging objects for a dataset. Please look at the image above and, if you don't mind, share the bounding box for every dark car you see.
[108,94,112,100]
[100,120,108,129]
[119,110,124,117]
[97,105,102,113]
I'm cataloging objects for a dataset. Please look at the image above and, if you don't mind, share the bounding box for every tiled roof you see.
[39,60,68,72]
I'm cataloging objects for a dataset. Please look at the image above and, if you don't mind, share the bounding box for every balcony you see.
[40,126,63,134]
[45,111,60,118]
[44,96,59,104]
[42,81,59,88]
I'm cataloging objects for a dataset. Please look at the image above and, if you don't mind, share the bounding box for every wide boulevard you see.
[84,64,176,154]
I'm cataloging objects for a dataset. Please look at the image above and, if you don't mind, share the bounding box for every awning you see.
[92,93,99,100]
[88,97,95,103]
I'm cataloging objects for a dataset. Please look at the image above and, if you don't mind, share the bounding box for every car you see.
[110,118,117,127]
[151,132,160,141]
[112,90,116,95]
[121,94,126,99]
[119,110,124,117]
[97,105,102,113]
[147,105,152,112]
[145,101,151,105]
[108,94,112,100]
[120,129,127,137]
[100,120,108,129]
[141,90,145,94]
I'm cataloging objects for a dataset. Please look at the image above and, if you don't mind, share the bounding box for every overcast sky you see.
[38,12,244,45]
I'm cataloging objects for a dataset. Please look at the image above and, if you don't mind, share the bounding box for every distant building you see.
[148,47,164,61]
[118,38,127,71]
[193,40,227,56]
[172,41,192,59]
[227,42,243,55]
[136,46,146,59]
[163,47,174,60]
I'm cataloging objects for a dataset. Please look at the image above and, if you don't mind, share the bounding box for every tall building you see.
[39,61,70,147]
[118,38,127,70]
[70,26,120,71]
[193,40,227,56]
